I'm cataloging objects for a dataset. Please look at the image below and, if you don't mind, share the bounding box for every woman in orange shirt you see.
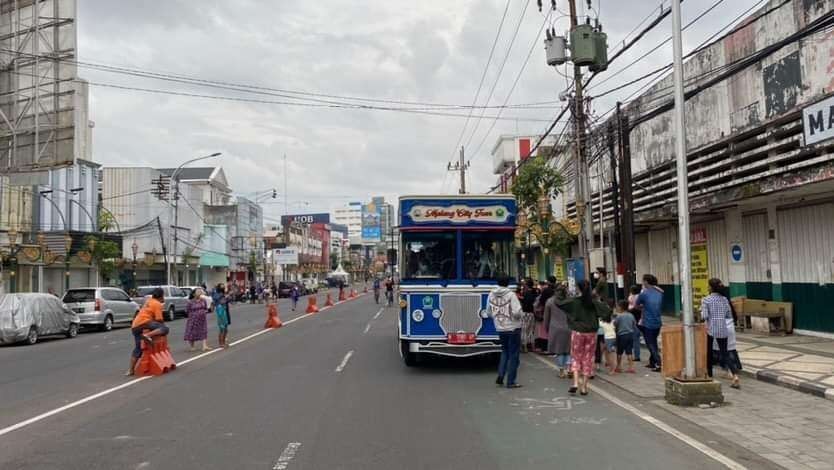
[126,288,170,376]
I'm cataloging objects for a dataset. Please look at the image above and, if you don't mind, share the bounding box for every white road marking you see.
[335,350,354,373]
[531,355,747,470]
[373,308,383,320]
[0,305,333,439]
[273,442,302,470]
[363,323,372,334]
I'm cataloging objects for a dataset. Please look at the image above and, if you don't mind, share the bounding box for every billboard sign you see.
[274,248,299,265]
[281,213,330,227]
[803,95,834,146]
[362,202,381,242]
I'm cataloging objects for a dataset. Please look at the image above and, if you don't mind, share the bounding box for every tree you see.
[84,235,120,283]
[510,155,563,218]
[98,211,118,233]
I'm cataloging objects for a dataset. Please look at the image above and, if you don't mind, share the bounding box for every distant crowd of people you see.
[488,268,741,393]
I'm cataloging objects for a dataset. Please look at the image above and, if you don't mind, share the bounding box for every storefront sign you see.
[407,205,512,224]
[275,248,299,265]
[691,240,710,315]
[281,213,330,227]
[804,95,834,146]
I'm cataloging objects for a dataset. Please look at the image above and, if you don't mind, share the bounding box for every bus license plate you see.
[447,333,476,344]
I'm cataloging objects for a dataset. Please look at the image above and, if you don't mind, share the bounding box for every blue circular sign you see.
[731,244,743,263]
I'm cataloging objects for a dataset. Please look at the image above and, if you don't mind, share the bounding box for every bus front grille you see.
[439,294,482,334]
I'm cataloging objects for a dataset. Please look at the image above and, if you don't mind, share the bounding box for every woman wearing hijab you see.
[544,283,572,378]
[212,284,231,348]
[560,279,612,395]
[184,288,211,352]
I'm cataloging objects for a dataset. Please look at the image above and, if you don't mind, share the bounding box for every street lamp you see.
[64,232,73,291]
[7,228,17,292]
[131,240,139,287]
[167,152,222,285]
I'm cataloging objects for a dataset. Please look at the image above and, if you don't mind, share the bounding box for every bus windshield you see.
[462,232,515,281]
[402,232,456,280]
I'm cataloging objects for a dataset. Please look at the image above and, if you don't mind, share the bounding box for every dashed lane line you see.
[273,442,302,470]
[335,350,354,373]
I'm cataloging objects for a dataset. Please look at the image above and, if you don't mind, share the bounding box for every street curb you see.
[737,367,834,401]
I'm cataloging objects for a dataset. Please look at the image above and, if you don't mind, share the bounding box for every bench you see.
[731,298,793,336]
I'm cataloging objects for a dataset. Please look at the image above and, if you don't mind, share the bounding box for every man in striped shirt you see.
[701,278,740,389]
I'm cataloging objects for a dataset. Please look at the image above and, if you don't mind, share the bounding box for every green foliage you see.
[85,235,121,281]
[98,211,118,232]
[510,156,564,217]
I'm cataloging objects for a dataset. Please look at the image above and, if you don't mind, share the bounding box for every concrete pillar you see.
[725,208,747,298]
[766,206,783,301]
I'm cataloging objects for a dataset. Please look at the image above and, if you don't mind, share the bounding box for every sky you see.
[77,0,768,225]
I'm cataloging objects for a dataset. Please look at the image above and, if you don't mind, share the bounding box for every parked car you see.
[132,285,189,321]
[0,293,80,345]
[62,287,140,331]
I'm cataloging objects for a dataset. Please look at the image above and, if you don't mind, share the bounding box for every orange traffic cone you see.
[350,288,358,298]
[338,288,346,302]
[324,293,334,307]
[136,333,177,376]
[306,296,319,313]
[264,303,283,328]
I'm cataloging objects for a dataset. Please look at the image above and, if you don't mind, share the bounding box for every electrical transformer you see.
[569,24,596,66]
[545,36,568,66]
[589,30,608,72]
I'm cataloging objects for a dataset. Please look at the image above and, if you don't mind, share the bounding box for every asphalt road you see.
[0,291,760,469]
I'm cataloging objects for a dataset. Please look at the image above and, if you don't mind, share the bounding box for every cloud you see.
[77,0,755,221]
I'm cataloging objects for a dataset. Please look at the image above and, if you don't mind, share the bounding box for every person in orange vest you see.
[125,288,170,376]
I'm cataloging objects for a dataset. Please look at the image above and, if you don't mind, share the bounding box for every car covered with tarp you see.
[0,293,80,345]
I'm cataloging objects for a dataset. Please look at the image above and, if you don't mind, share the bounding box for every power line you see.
[463,0,532,151]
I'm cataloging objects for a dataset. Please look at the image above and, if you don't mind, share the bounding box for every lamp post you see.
[7,228,18,293]
[131,240,138,288]
[64,232,72,292]
[167,152,222,285]
[87,236,97,287]
[538,194,553,278]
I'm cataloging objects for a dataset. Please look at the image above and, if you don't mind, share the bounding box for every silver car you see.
[0,293,80,345]
[132,285,189,321]
[62,287,140,331]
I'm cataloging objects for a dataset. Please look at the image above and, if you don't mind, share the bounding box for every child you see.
[614,299,637,373]
[628,285,643,362]
[713,316,742,379]
[600,314,617,373]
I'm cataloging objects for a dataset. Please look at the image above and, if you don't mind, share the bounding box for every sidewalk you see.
[662,316,834,401]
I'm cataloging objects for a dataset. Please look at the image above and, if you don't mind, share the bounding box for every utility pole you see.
[447,146,470,194]
[617,103,636,290]
[568,0,593,281]
[671,0,696,380]
[283,154,288,216]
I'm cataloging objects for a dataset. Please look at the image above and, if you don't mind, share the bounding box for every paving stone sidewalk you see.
[662,316,834,400]
[597,362,834,470]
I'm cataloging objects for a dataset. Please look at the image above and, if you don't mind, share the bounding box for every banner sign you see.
[691,228,709,314]
[804,94,834,146]
[407,205,511,224]
[281,213,330,227]
[400,197,516,229]
[361,202,382,242]
[274,248,299,265]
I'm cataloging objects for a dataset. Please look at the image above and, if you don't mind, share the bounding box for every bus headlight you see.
[411,310,424,322]
[432,309,442,319]
[399,299,407,309]
[479,309,489,319]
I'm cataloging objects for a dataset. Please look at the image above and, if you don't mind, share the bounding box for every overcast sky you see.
[78,0,765,224]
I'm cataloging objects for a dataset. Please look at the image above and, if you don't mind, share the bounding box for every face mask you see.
[593,273,599,279]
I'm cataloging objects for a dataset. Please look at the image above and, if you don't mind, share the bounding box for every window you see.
[63,289,95,303]
[462,232,516,281]
[100,289,117,301]
[402,232,456,280]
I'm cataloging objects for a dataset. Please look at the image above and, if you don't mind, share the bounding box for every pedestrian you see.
[385,277,395,306]
[713,316,742,379]
[184,288,211,352]
[703,278,741,389]
[613,300,637,374]
[249,284,257,304]
[126,287,170,376]
[488,276,524,389]
[600,314,617,372]
[373,277,381,304]
[520,279,538,352]
[291,283,300,311]
[213,284,231,348]
[627,285,643,362]
[544,283,572,378]
[636,274,664,372]
[534,278,555,353]
[559,279,612,395]
[593,267,609,305]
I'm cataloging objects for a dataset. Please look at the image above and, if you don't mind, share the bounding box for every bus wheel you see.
[400,340,417,367]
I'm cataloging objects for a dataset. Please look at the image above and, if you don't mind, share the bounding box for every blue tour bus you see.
[397,195,518,366]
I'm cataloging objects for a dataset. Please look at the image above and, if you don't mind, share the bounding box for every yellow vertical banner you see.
[690,228,710,316]
[553,256,565,282]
